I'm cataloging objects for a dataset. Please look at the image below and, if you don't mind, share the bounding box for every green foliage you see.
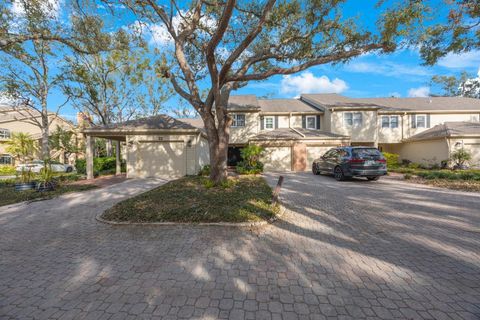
[75,157,126,176]
[6,132,36,164]
[203,179,215,189]
[450,148,472,167]
[391,167,480,181]
[49,125,78,162]
[198,165,211,176]
[0,165,16,176]
[237,145,265,175]
[18,168,35,184]
[382,152,399,169]
[404,173,412,180]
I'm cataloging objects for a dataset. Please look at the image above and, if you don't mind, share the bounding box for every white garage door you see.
[262,147,292,171]
[137,141,186,177]
[306,146,332,171]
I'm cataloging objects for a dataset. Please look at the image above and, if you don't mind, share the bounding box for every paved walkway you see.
[1,173,479,319]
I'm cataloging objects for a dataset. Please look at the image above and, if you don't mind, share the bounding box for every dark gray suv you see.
[312,147,387,181]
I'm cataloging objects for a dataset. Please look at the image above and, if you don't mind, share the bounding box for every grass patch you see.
[389,168,480,192]
[102,176,279,223]
[0,181,97,207]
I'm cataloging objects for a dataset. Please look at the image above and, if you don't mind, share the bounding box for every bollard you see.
[272,175,284,205]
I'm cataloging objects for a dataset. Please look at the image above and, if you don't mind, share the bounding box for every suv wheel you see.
[367,176,379,181]
[334,166,345,181]
[66,167,73,173]
[312,163,320,175]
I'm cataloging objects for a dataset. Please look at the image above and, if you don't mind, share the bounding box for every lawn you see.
[0,180,97,207]
[102,175,279,223]
[389,168,480,192]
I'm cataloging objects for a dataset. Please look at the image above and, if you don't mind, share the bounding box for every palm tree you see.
[6,132,37,164]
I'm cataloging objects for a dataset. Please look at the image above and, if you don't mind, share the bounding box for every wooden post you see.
[86,135,94,180]
[272,175,284,205]
[115,140,121,176]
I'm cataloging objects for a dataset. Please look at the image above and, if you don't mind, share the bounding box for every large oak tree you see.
[108,0,431,184]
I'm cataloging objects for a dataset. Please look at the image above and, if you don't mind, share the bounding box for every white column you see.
[86,135,94,180]
[115,140,121,175]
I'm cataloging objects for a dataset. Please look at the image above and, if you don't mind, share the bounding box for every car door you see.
[325,149,339,172]
[317,150,333,171]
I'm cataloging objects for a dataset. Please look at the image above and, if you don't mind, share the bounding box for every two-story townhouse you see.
[0,104,77,165]
[299,94,480,167]
[81,93,480,178]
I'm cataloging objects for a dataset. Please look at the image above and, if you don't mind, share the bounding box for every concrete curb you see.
[95,203,287,227]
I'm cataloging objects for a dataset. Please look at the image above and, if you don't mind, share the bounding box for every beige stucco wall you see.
[196,136,210,171]
[402,113,480,140]
[330,110,377,143]
[0,113,75,160]
[229,112,259,144]
[306,146,331,171]
[397,139,449,166]
[449,138,480,168]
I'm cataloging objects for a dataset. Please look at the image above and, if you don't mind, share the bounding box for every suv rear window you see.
[352,148,382,159]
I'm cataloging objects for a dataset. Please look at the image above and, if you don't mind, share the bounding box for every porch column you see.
[86,135,94,180]
[115,140,121,175]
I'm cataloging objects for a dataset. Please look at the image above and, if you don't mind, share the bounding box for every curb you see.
[95,203,287,227]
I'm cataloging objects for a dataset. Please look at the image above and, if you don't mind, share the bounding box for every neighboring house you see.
[82,93,480,178]
[0,104,76,165]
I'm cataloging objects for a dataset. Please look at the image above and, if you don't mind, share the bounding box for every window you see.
[306,116,316,129]
[231,114,246,127]
[353,113,362,126]
[416,115,426,128]
[344,112,362,126]
[0,128,10,139]
[343,113,353,126]
[264,116,274,130]
[381,116,390,128]
[0,154,12,165]
[382,115,399,128]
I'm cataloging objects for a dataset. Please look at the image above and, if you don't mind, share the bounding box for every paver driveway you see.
[1,173,479,320]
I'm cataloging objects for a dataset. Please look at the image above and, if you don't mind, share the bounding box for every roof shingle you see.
[407,122,480,141]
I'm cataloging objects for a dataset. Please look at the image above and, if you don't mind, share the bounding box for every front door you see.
[228,146,244,166]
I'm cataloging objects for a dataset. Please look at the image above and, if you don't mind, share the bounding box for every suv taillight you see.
[377,159,386,163]
[349,158,365,163]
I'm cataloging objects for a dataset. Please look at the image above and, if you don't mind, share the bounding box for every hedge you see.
[75,157,126,176]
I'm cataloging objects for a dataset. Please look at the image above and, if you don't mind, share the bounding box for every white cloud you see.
[437,51,480,69]
[408,86,430,97]
[345,61,431,78]
[280,72,348,96]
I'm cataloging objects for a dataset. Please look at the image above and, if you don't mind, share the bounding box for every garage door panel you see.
[137,141,185,177]
[261,147,291,171]
[306,146,332,171]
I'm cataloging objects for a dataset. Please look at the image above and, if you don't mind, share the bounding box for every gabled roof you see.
[258,99,322,113]
[84,114,199,132]
[407,122,480,141]
[301,93,480,112]
[228,95,260,111]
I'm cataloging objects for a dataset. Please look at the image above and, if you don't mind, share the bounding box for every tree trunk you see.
[106,139,112,157]
[208,130,229,185]
[40,117,50,160]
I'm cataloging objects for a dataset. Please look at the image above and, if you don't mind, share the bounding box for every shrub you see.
[198,165,211,176]
[382,152,399,169]
[0,165,15,176]
[408,162,421,169]
[450,148,472,169]
[203,178,215,189]
[404,173,412,180]
[237,144,265,175]
[75,157,126,176]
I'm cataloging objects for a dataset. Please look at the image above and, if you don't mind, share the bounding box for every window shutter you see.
[426,114,431,128]
[274,115,279,129]
[316,115,321,129]
[260,116,264,130]
[302,115,306,129]
[411,114,416,128]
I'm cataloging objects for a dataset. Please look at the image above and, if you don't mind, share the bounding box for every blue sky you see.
[22,0,480,122]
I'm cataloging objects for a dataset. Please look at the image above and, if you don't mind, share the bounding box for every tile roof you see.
[85,114,198,131]
[407,122,480,141]
[301,94,480,111]
[250,128,349,140]
[258,99,322,113]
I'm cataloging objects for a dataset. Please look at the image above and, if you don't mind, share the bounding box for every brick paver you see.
[1,172,479,319]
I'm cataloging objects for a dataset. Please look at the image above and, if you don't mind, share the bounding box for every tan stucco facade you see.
[0,110,76,164]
